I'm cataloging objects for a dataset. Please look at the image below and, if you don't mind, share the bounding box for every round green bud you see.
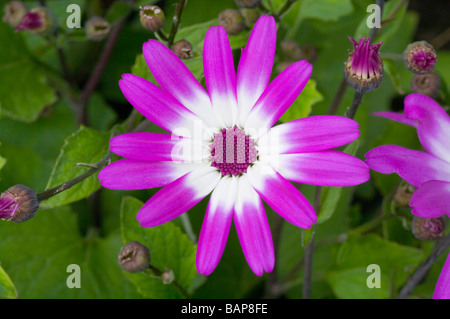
[85,16,111,41]
[219,9,245,35]
[139,5,165,32]
[118,241,151,273]
[171,39,194,59]
[393,182,416,207]
[2,1,27,27]
[411,72,441,99]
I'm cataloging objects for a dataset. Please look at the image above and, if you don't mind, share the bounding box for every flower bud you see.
[0,185,39,223]
[15,7,53,35]
[85,16,111,41]
[403,41,437,74]
[344,37,383,94]
[394,182,416,207]
[239,8,261,28]
[234,0,262,8]
[171,39,194,59]
[411,72,440,99]
[219,9,245,35]
[161,269,175,284]
[118,241,150,273]
[2,1,27,27]
[411,216,445,241]
[139,5,165,32]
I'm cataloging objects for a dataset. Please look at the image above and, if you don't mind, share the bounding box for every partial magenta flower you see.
[365,93,450,298]
[98,15,369,276]
[0,184,39,222]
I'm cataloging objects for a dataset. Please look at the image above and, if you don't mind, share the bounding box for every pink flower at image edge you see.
[365,93,450,299]
[98,15,370,276]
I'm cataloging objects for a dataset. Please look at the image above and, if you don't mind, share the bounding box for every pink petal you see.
[245,60,312,133]
[372,111,418,128]
[236,15,276,126]
[98,159,200,190]
[247,163,316,228]
[365,145,450,187]
[234,176,274,276]
[203,26,238,127]
[196,176,236,275]
[404,94,450,162]
[410,180,450,219]
[258,115,360,155]
[276,150,370,186]
[137,166,221,227]
[142,40,219,128]
[119,73,200,135]
[433,252,450,299]
[110,133,205,162]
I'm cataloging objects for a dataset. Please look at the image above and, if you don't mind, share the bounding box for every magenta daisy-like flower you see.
[98,15,369,276]
[365,93,450,299]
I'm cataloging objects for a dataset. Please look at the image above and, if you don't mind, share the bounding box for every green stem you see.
[345,91,364,119]
[37,130,120,202]
[167,0,187,46]
[397,233,450,299]
[277,0,298,19]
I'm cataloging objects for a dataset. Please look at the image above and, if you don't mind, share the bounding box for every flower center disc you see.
[210,126,258,176]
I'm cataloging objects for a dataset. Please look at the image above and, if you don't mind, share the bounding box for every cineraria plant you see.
[0,0,449,302]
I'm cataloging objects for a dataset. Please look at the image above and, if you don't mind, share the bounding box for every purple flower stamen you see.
[210,126,257,176]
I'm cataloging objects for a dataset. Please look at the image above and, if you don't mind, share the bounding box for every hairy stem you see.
[345,91,364,120]
[397,233,450,299]
[167,0,187,46]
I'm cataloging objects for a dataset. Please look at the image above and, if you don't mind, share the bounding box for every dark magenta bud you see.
[412,216,445,241]
[0,185,39,223]
[344,37,383,94]
[403,41,437,74]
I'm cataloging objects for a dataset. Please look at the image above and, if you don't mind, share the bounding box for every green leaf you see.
[300,0,353,22]
[175,19,217,51]
[0,264,17,299]
[317,140,359,224]
[40,126,110,209]
[0,205,140,298]
[280,79,323,122]
[0,23,57,122]
[327,267,390,299]
[120,196,197,298]
[383,58,405,95]
[325,234,424,299]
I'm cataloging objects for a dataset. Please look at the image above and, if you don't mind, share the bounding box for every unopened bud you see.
[15,7,53,35]
[139,5,165,32]
[411,72,440,99]
[161,269,175,284]
[0,185,39,223]
[171,39,194,59]
[344,37,383,94]
[394,182,416,207]
[411,216,445,241]
[234,0,262,8]
[403,41,437,74]
[219,9,245,35]
[118,241,150,273]
[85,16,111,41]
[2,1,27,27]
[239,8,261,28]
